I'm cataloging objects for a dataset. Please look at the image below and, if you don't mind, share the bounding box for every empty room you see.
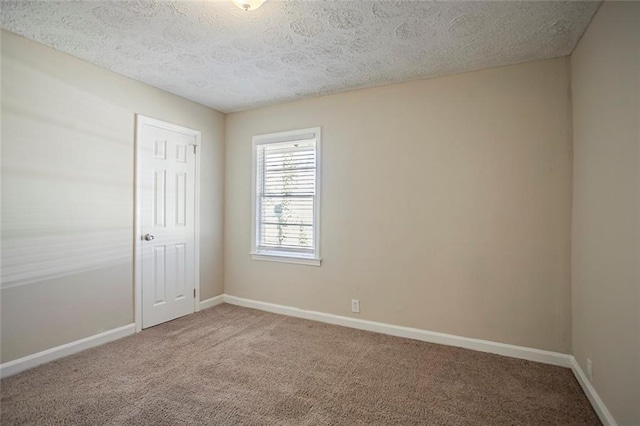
[0,0,638,425]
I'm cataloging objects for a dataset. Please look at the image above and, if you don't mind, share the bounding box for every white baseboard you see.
[223,295,573,368]
[0,323,135,379]
[570,357,618,426]
[199,294,225,310]
[1,295,616,426]
[224,295,621,422]
[2,295,224,379]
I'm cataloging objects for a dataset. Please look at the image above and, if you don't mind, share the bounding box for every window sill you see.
[250,252,321,266]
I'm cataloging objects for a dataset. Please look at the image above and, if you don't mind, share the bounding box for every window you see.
[251,127,321,266]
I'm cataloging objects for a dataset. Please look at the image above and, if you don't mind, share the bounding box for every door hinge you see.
[192,145,197,154]
[194,289,196,298]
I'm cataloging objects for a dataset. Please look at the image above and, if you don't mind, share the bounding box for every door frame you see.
[133,114,202,332]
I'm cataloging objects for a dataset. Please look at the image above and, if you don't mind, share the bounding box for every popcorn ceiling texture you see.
[0,0,600,113]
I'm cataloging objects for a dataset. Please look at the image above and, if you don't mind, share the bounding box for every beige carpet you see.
[1,304,599,425]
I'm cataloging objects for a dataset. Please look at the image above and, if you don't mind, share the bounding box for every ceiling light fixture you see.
[230,0,267,11]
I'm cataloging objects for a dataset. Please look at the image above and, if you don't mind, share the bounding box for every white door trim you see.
[134,114,201,332]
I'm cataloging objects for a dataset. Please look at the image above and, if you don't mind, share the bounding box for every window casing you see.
[251,128,321,266]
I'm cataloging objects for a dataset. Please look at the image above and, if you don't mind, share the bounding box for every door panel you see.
[154,170,166,227]
[153,245,166,306]
[175,243,186,299]
[138,119,198,329]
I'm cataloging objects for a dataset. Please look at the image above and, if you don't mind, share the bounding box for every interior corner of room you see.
[0,1,638,425]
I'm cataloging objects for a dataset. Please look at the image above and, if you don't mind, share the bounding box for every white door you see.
[137,116,199,329]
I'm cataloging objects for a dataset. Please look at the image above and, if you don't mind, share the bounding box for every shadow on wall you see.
[1,106,133,289]
[1,55,138,362]
[1,59,134,290]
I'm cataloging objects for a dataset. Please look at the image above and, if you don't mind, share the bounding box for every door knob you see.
[143,234,155,241]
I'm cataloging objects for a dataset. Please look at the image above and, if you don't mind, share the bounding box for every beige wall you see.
[571,2,640,425]
[3,7,636,420]
[0,30,225,363]
[225,57,573,353]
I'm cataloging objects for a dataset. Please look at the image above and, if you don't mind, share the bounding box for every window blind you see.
[256,138,316,254]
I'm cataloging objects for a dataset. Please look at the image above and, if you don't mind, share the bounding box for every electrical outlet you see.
[351,299,360,313]
[586,358,593,382]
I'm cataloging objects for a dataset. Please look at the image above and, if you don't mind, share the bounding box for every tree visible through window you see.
[252,128,321,264]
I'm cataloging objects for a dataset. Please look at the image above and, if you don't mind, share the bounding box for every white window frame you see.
[251,127,321,266]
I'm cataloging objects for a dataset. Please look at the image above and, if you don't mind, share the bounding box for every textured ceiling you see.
[1,0,600,113]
